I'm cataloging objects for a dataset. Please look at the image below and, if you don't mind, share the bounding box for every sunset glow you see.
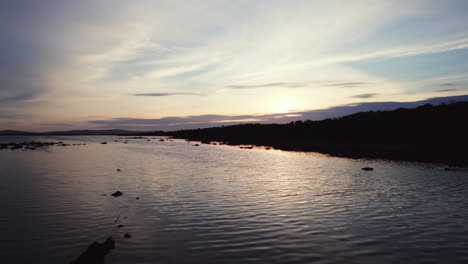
[1,0,468,131]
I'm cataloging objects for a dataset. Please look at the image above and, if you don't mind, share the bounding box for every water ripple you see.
[0,136,467,263]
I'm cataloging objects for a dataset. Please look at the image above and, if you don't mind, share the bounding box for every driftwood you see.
[70,237,115,264]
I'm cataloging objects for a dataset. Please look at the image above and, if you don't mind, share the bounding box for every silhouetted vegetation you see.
[165,102,468,165]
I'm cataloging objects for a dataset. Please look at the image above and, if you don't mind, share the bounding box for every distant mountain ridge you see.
[0,129,142,135]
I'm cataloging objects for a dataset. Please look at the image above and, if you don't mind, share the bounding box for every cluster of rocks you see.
[0,141,85,150]
[239,145,254,149]
[124,136,148,140]
[108,188,139,239]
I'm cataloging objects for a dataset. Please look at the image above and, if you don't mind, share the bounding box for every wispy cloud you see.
[40,123,73,127]
[0,112,27,120]
[89,112,299,130]
[2,1,468,131]
[227,82,307,89]
[133,92,206,97]
[350,93,379,99]
[436,89,461,92]
[227,80,369,89]
[89,95,468,131]
[440,83,457,86]
[324,82,370,88]
[0,93,38,104]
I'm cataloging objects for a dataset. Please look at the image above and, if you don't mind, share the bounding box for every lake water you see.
[0,136,467,264]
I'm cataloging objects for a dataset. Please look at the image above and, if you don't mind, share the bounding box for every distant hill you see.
[0,130,36,135]
[0,129,143,135]
[166,102,468,165]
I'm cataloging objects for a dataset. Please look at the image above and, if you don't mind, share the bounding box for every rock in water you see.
[69,237,115,264]
[111,191,123,197]
[362,167,374,171]
[124,233,132,239]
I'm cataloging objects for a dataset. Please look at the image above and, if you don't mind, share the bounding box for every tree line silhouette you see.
[156,102,468,165]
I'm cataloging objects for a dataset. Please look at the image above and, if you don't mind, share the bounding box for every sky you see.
[1,0,468,131]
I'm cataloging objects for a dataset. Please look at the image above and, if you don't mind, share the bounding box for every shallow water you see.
[0,136,467,264]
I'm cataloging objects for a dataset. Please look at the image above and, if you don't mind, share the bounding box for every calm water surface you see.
[0,136,467,263]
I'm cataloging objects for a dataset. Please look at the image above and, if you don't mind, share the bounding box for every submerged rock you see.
[117,224,125,228]
[70,237,115,264]
[111,191,123,197]
[101,142,107,144]
[362,167,374,171]
[123,233,132,239]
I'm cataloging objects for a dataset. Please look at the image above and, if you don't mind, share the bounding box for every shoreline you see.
[1,135,467,166]
[173,136,468,166]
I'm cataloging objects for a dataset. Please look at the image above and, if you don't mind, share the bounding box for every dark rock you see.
[111,191,123,197]
[136,197,139,200]
[123,233,132,239]
[117,169,121,171]
[159,139,165,142]
[69,237,115,264]
[101,142,107,144]
[362,167,374,171]
[193,144,200,146]
[117,224,124,228]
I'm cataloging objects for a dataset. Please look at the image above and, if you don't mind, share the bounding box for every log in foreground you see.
[70,237,115,264]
